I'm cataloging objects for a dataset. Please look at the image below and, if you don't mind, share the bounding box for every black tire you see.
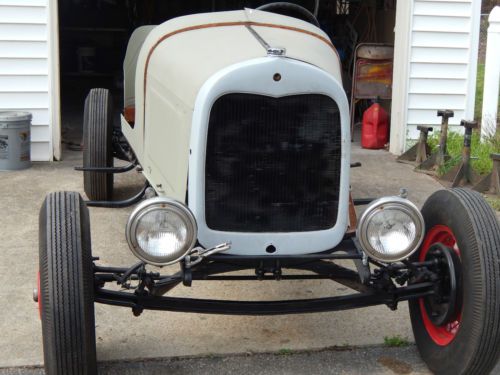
[39,191,97,375]
[83,88,113,201]
[409,188,500,375]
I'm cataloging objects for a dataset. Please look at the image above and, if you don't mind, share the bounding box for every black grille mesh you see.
[205,94,341,232]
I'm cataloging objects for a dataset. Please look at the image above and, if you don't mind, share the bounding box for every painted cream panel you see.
[0,41,47,58]
[0,5,46,23]
[144,83,191,198]
[132,10,252,135]
[146,25,264,109]
[140,24,263,195]
[123,25,155,108]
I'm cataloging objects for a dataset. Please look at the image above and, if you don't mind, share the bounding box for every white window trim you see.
[390,0,414,155]
[466,0,482,120]
[48,0,61,160]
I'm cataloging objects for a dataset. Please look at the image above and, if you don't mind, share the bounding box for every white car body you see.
[121,9,350,255]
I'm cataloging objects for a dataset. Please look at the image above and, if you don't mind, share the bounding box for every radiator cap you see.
[267,47,286,56]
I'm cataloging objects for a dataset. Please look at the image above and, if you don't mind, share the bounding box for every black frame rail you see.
[86,181,149,208]
[94,282,434,315]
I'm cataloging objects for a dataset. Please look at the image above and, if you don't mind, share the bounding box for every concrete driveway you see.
[0,144,488,372]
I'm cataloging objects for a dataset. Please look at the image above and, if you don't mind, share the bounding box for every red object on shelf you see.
[361,103,389,149]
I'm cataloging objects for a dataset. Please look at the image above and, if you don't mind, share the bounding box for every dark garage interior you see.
[57,0,397,150]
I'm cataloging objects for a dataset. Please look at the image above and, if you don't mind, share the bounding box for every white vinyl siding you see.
[0,0,46,5]
[0,0,52,161]
[405,0,479,140]
[0,41,48,58]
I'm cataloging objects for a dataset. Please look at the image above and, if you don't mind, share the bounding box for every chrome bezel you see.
[356,196,425,263]
[126,197,198,266]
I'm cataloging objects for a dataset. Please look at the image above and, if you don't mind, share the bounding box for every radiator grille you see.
[205,93,341,232]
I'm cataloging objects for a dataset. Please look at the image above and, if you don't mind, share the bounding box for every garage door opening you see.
[56,0,398,157]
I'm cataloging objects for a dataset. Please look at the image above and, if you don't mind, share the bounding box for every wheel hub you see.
[423,243,462,326]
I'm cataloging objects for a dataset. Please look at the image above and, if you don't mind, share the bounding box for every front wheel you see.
[409,188,500,375]
[39,192,97,374]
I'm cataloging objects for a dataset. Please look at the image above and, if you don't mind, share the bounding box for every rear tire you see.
[409,188,500,375]
[83,88,114,201]
[39,192,97,375]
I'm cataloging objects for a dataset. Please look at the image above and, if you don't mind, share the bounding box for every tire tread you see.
[451,188,500,374]
[40,191,97,375]
[83,88,113,201]
[410,188,500,375]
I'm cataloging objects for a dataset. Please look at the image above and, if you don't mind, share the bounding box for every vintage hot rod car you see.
[36,4,500,375]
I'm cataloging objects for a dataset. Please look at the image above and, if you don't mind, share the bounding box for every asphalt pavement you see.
[0,345,432,374]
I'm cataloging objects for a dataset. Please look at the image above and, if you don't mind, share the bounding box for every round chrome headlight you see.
[126,197,197,266]
[356,196,425,263]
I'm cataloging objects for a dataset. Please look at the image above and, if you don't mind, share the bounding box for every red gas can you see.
[361,103,389,149]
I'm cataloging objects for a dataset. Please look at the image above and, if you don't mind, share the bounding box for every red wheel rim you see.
[419,225,461,346]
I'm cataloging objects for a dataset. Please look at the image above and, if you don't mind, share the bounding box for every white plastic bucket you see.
[0,111,32,170]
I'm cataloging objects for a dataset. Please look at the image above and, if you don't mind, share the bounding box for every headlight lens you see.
[126,198,197,266]
[357,197,424,262]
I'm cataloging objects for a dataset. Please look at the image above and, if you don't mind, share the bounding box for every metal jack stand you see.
[473,153,500,197]
[442,120,480,187]
[416,110,454,174]
[397,126,433,165]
